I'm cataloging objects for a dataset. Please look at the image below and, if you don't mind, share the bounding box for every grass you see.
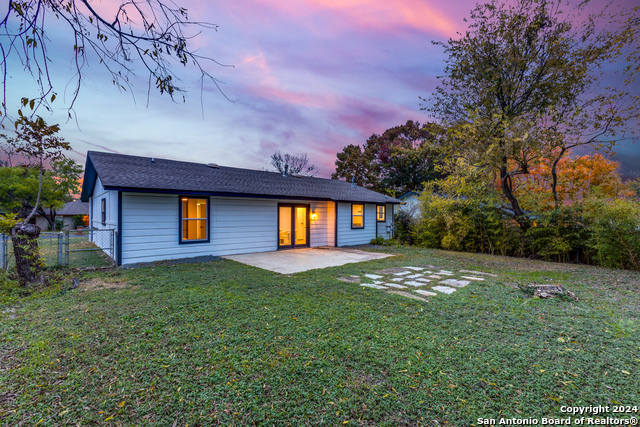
[0,246,639,425]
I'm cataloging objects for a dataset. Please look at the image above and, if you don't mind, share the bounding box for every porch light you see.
[311,210,317,221]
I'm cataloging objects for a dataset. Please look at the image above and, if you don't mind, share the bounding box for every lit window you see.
[352,204,364,229]
[181,197,208,242]
[376,205,386,222]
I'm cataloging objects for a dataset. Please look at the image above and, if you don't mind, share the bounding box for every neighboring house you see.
[33,200,89,230]
[397,191,422,218]
[80,151,400,266]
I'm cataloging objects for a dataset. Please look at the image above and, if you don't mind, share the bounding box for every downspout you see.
[117,191,122,266]
[334,202,338,247]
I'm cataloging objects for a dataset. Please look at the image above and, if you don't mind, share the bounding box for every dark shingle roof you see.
[81,151,400,204]
[58,200,89,216]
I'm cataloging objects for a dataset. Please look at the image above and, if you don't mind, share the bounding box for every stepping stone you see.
[415,290,437,297]
[432,285,456,294]
[460,276,485,281]
[383,282,407,289]
[406,273,423,279]
[415,277,431,283]
[375,267,411,275]
[427,275,442,279]
[459,269,498,278]
[388,290,428,302]
[361,283,388,290]
[364,274,384,280]
[337,276,360,283]
[371,280,383,285]
[440,279,471,288]
[390,278,404,282]
[393,271,412,276]
[404,280,426,287]
[403,266,425,271]
[437,271,454,276]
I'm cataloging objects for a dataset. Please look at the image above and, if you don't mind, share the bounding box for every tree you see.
[422,0,639,230]
[0,159,83,230]
[266,152,317,177]
[0,115,70,286]
[1,0,225,121]
[332,120,446,196]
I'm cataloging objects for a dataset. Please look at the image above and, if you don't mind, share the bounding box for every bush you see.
[394,210,416,245]
[582,197,640,270]
[54,218,64,231]
[414,192,524,256]
[72,215,85,227]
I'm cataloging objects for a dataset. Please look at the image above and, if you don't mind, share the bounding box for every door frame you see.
[277,203,310,249]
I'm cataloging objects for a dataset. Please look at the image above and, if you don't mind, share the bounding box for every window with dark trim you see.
[351,203,364,229]
[376,205,386,222]
[101,198,106,225]
[180,197,209,243]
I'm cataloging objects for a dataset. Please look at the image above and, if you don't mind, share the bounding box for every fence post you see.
[57,233,63,266]
[65,230,70,266]
[0,233,6,270]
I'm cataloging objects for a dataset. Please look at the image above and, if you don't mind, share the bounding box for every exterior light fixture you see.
[311,210,317,221]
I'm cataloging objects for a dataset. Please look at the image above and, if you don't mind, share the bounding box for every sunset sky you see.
[4,0,639,178]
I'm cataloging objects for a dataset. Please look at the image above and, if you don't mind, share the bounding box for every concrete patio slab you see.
[222,247,393,274]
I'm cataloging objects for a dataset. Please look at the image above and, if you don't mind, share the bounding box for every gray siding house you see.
[80,152,400,266]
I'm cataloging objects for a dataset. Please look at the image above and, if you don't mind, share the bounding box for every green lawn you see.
[1,246,638,425]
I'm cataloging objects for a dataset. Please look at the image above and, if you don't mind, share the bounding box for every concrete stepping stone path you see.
[340,266,499,301]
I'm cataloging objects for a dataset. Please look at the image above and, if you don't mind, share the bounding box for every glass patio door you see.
[278,204,309,249]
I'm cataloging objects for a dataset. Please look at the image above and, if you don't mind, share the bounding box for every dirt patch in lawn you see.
[81,278,133,291]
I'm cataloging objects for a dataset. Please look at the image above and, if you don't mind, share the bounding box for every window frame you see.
[179,196,211,244]
[376,204,386,222]
[101,198,106,226]
[351,203,365,229]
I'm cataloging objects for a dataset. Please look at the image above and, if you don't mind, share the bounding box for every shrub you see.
[394,210,417,245]
[54,218,64,231]
[72,215,85,227]
[582,197,640,270]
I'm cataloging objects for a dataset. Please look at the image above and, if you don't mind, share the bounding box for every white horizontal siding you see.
[309,201,334,247]
[336,202,376,246]
[375,203,394,239]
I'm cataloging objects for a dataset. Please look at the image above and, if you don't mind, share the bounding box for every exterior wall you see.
[119,193,336,265]
[376,203,394,239]
[336,202,376,246]
[89,177,118,230]
[310,201,335,247]
[34,215,83,231]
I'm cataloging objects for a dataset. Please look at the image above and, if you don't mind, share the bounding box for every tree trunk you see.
[551,147,567,210]
[11,222,44,287]
[500,165,530,231]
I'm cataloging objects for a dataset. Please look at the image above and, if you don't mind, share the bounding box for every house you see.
[80,151,401,266]
[397,191,422,218]
[33,200,89,230]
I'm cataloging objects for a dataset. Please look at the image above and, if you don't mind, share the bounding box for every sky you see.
[3,0,639,178]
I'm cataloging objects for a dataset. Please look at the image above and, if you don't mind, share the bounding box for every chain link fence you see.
[1,228,116,270]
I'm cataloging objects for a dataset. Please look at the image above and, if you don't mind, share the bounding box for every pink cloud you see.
[249,0,461,37]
